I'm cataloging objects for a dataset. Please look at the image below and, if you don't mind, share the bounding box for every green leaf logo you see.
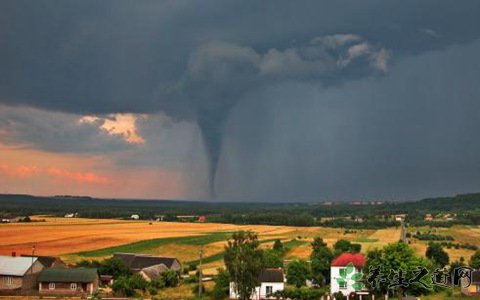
[352,282,363,291]
[351,273,363,281]
[346,263,354,275]
[336,278,347,286]
[341,263,365,291]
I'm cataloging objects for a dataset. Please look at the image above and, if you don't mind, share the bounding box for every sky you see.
[1,1,480,201]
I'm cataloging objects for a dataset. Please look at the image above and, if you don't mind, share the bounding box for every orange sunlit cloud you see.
[0,164,40,178]
[79,113,146,144]
[0,144,189,199]
[47,167,115,185]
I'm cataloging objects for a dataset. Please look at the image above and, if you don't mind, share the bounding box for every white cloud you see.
[370,48,391,73]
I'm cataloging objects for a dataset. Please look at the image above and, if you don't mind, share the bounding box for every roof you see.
[38,268,98,283]
[21,255,63,268]
[140,263,169,280]
[113,253,179,270]
[331,253,366,267]
[0,255,37,276]
[472,270,480,284]
[258,268,284,283]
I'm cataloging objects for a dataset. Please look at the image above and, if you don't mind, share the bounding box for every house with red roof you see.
[330,253,368,297]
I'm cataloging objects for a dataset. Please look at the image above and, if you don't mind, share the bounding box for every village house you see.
[176,215,197,222]
[21,255,65,268]
[330,253,368,297]
[113,253,181,280]
[229,268,285,299]
[393,214,407,222]
[100,275,114,286]
[38,268,99,296]
[462,270,480,296]
[424,213,434,221]
[0,255,44,295]
[139,264,169,281]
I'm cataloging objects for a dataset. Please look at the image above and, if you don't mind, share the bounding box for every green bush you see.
[129,274,148,290]
[212,268,230,300]
[112,276,135,297]
[150,277,166,289]
[147,286,158,295]
[274,287,328,300]
[161,269,179,287]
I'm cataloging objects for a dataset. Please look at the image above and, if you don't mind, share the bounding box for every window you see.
[70,283,77,290]
[266,285,273,295]
[48,283,55,290]
[4,276,13,285]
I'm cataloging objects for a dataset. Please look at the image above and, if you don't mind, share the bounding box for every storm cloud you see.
[1,1,480,200]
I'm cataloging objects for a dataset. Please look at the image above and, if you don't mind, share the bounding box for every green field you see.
[75,232,231,257]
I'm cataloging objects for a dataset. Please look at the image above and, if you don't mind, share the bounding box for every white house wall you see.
[229,282,284,299]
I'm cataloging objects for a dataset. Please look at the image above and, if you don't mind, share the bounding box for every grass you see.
[188,251,225,265]
[356,238,379,243]
[75,232,231,257]
[283,239,309,248]
[187,238,307,266]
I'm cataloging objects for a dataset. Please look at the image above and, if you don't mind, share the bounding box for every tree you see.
[470,250,480,269]
[263,249,283,268]
[286,260,310,288]
[128,274,148,291]
[76,259,100,269]
[449,257,466,279]
[310,237,333,285]
[98,257,132,279]
[273,239,284,252]
[350,243,362,253]
[112,276,135,297]
[161,269,179,287]
[365,242,432,297]
[426,243,449,267]
[212,268,230,300]
[334,239,353,253]
[224,231,264,300]
[333,239,362,255]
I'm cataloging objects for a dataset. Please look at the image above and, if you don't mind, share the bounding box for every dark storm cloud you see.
[1,0,480,199]
[0,105,131,153]
[1,1,479,113]
[217,40,480,201]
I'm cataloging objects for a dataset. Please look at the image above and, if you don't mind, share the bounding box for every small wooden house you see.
[38,268,98,296]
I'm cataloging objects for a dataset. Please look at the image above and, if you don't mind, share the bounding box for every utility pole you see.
[198,244,203,297]
[31,245,35,275]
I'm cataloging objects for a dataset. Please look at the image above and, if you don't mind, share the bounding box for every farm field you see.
[0,216,401,273]
[407,225,480,262]
[2,217,478,276]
